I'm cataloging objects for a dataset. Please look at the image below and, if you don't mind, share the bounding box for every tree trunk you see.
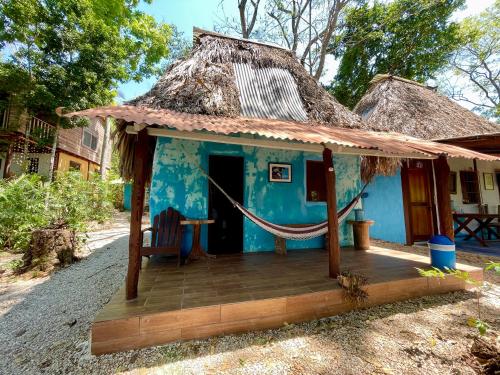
[100,117,111,180]
[48,116,60,181]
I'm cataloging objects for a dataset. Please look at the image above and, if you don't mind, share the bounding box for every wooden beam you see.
[433,155,454,240]
[126,129,151,300]
[323,147,340,278]
[126,126,435,159]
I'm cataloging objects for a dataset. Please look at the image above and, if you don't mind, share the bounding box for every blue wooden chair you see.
[140,207,185,267]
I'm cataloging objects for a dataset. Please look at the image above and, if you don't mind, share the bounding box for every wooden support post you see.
[433,155,454,240]
[323,148,340,278]
[126,129,151,300]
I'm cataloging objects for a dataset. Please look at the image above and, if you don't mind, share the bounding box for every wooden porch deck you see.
[92,245,483,355]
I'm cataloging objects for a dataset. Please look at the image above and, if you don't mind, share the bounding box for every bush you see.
[0,174,49,252]
[0,172,116,253]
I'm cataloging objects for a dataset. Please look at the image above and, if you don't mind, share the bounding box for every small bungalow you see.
[68,30,496,354]
[355,75,500,245]
[0,96,110,180]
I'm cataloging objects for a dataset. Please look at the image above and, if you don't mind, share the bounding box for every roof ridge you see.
[192,27,289,51]
[369,74,435,90]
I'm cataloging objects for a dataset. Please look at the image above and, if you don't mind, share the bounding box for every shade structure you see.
[66,105,499,162]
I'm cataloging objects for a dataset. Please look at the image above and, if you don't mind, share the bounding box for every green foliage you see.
[0,172,115,253]
[416,266,481,286]
[0,0,172,117]
[485,261,500,275]
[416,266,446,279]
[417,263,497,336]
[329,0,464,108]
[48,172,114,231]
[0,174,49,251]
[467,317,489,335]
[447,0,499,120]
[6,258,24,273]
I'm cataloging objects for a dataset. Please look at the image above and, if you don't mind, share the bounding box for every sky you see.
[117,0,496,102]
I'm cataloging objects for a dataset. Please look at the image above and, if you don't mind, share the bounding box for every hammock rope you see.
[182,154,366,241]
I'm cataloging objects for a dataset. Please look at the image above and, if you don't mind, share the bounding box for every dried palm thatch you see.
[113,121,156,182]
[354,74,499,140]
[360,156,401,183]
[115,28,367,180]
[131,29,362,128]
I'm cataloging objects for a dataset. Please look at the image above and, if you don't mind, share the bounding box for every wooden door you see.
[402,160,436,243]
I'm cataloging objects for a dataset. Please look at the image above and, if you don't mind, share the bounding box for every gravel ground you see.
[0,217,498,375]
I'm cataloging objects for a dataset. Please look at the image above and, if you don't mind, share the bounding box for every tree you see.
[329,0,464,109]
[443,0,499,120]
[216,0,355,79]
[216,0,263,40]
[0,0,173,118]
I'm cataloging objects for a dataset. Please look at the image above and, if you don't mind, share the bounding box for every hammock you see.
[197,161,367,241]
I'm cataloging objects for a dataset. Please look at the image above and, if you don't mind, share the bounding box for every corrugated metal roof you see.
[233,63,308,122]
[65,105,500,161]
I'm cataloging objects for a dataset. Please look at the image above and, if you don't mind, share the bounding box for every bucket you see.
[427,235,456,269]
[354,209,365,221]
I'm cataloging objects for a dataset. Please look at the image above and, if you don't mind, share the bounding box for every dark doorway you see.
[208,155,244,254]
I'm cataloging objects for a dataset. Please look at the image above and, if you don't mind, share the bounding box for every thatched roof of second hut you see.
[354,75,499,140]
[130,28,363,130]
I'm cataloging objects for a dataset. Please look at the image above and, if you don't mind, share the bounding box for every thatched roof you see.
[111,27,370,181]
[354,74,499,140]
[130,28,362,129]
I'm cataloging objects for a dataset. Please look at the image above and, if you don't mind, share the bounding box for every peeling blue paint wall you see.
[149,137,362,254]
[362,171,406,244]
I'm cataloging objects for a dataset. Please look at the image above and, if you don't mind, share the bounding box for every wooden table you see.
[181,219,215,261]
[347,220,375,250]
[453,213,499,247]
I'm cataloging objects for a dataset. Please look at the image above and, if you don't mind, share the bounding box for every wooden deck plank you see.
[91,246,483,354]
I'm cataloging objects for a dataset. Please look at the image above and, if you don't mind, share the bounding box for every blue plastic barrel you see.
[427,235,456,269]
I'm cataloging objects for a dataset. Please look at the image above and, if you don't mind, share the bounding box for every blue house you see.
[67,29,497,354]
[69,29,495,300]
[355,75,499,245]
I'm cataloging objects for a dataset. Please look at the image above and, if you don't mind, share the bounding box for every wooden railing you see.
[0,108,9,130]
[27,116,54,140]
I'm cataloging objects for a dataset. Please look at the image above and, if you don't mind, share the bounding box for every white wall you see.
[448,158,500,214]
[9,152,52,178]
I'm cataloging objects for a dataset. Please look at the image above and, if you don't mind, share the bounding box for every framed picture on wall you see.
[269,163,292,183]
[483,172,494,190]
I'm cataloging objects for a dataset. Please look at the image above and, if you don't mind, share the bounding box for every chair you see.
[140,207,185,267]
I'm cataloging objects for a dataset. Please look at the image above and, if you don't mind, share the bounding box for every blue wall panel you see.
[123,183,132,211]
[362,171,407,244]
[149,137,363,253]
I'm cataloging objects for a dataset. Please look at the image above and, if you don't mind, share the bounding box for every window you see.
[82,129,98,151]
[459,171,480,204]
[69,161,81,171]
[28,157,39,174]
[306,160,326,202]
[449,172,457,194]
